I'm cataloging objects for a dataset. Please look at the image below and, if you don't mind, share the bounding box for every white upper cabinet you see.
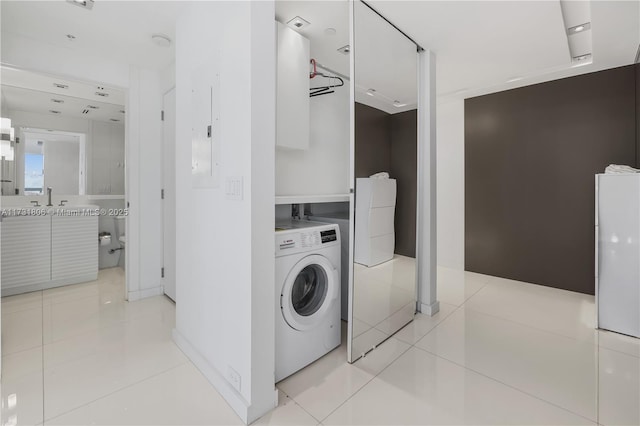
[276,22,310,150]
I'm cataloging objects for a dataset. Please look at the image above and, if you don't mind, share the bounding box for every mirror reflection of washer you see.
[275,220,341,382]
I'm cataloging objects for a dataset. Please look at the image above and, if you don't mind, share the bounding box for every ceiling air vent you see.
[53,83,69,90]
[66,0,94,10]
[95,92,109,97]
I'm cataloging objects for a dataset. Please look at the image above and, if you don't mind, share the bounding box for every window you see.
[24,153,44,195]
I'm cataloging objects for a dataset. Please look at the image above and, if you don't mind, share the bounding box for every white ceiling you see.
[1,66,125,123]
[0,0,186,70]
[2,0,637,109]
[368,0,640,100]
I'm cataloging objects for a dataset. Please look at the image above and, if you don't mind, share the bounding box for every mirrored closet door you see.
[348,0,419,362]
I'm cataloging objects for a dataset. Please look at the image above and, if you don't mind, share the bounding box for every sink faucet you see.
[47,187,53,207]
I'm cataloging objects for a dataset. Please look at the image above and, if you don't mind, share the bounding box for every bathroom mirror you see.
[0,66,125,196]
[348,0,418,362]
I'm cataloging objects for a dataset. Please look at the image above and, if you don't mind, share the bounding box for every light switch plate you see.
[225,176,243,201]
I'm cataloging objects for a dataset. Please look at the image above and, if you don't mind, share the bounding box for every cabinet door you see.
[276,21,310,150]
[1,215,51,290]
[51,214,98,281]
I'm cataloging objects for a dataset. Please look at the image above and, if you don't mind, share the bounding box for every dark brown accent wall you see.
[355,103,391,177]
[355,102,417,258]
[465,65,637,295]
[390,110,417,257]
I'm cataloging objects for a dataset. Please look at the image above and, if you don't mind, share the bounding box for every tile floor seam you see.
[317,341,413,424]
[41,361,188,424]
[2,342,46,359]
[276,388,323,424]
[451,304,608,350]
[40,303,176,349]
[447,279,639,360]
[411,343,598,424]
[393,302,460,346]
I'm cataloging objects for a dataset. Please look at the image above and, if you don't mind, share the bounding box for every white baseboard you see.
[419,301,441,316]
[127,285,163,301]
[172,328,252,424]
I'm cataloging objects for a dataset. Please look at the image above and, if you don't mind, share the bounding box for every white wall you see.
[173,2,276,424]
[275,80,350,196]
[436,99,465,269]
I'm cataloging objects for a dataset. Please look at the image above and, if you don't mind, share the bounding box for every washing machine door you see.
[281,254,339,331]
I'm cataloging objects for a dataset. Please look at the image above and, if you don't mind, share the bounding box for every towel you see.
[604,164,640,174]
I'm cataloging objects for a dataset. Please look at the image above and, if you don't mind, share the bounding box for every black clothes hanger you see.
[309,59,344,98]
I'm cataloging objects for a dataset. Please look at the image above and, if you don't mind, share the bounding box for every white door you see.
[162,88,176,301]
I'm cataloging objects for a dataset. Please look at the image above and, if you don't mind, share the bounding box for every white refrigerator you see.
[596,173,640,338]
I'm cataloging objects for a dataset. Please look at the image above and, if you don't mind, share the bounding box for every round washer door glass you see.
[291,264,328,316]
[281,254,338,331]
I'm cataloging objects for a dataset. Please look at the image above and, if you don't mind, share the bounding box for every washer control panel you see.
[275,224,340,256]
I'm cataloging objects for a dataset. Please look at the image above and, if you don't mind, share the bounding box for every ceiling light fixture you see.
[572,53,592,62]
[337,45,350,55]
[151,34,171,48]
[53,83,69,90]
[366,89,376,97]
[95,91,109,97]
[507,76,523,83]
[51,99,64,104]
[567,22,591,35]
[49,110,61,114]
[87,105,99,109]
[66,0,94,10]
[287,16,310,30]
[393,101,407,108]
[110,118,120,122]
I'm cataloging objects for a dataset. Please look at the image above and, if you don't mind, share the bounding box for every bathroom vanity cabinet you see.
[1,210,98,295]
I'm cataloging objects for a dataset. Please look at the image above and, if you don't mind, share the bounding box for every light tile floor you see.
[1,266,639,425]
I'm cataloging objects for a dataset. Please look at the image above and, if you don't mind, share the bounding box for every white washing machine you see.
[275,220,341,382]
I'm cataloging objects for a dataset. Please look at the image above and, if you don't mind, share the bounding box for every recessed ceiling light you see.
[287,16,310,30]
[95,91,109,97]
[53,83,69,89]
[51,99,64,104]
[49,110,61,114]
[87,105,99,109]
[151,34,171,48]
[567,22,591,35]
[324,28,336,36]
[66,34,76,41]
[507,76,523,83]
[366,89,376,97]
[393,101,407,108]
[110,118,120,122]
[66,0,94,10]
[337,45,350,55]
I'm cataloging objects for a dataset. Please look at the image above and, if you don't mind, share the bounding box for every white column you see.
[417,49,439,316]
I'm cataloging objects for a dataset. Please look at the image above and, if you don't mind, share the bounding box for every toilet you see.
[113,215,126,269]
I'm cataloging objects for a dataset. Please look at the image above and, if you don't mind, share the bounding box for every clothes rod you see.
[314,62,350,82]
